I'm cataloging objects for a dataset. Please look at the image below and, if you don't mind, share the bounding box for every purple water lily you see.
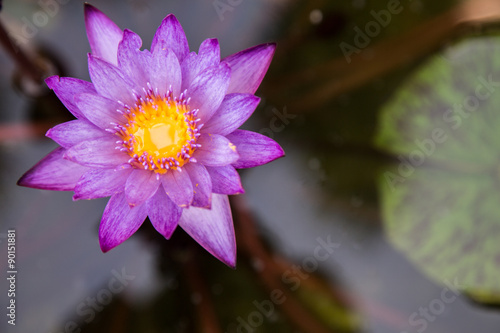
[17,4,283,267]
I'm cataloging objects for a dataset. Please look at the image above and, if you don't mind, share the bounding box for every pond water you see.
[1,0,500,332]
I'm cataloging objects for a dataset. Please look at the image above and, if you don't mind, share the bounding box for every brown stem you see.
[232,195,413,331]
[184,250,222,333]
[0,122,55,142]
[231,195,335,333]
[273,256,409,330]
[0,17,43,84]
[108,300,129,333]
[274,0,500,113]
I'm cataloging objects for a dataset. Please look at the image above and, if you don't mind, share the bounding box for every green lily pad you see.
[376,35,500,303]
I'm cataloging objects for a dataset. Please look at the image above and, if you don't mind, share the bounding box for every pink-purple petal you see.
[74,168,131,200]
[180,52,198,91]
[192,133,239,167]
[222,43,276,94]
[17,147,89,191]
[184,163,212,208]
[161,170,194,208]
[118,29,151,89]
[64,137,129,168]
[203,93,260,135]
[187,63,231,122]
[45,76,96,119]
[198,38,220,66]
[150,47,182,96]
[147,188,182,239]
[179,194,236,268]
[206,165,244,195]
[226,130,284,169]
[181,39,220,91]
[99,192,148,252]
[125,169,160,207]
[151,14,189,63]
[75,93,125,129]
[46,119,106,148]
[88,54,135,105]
[84,4,123,66]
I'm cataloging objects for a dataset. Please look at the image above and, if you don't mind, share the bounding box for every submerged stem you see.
[184,249,222,333]
[0,17,43,84]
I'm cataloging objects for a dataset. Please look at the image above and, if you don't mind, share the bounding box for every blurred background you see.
[2,0,500,332]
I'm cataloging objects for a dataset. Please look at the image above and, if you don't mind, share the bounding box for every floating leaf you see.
[376,35,500,303]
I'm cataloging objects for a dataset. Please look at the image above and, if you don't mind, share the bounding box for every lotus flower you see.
[17,4,283,267]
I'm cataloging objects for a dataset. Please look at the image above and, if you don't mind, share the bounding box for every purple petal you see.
[222,43,275,94]
[151,14,189,63]
[198,38,221,67]
[46,119,106,148]
[150,47,182,96]
[99,192,148,252]
[203,93,260,135]
[88,54,135,105]
[226,130,284,169]
[180,52,197,91]
[179,194,236,267]
[45,76,95,119]
[125,169,160,207]
[206,165,244,195]
[84,4,123,65]
[17,147,89,191]
[118,29,151,89]
[184,163,212,208]
[147,188,182,239]
[187,63,231,122]
[181,39,220,90]
[74,168,131,200]
[75,93,125,130]
[161,170,193,208]
[64,137,129,168]
[192,133,239,167]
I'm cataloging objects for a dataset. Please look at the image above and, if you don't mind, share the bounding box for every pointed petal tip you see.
[257,42,276,54]
[16,174,28,187]
[223,43,276,94]
[223,254,237,269]
[165,13,178,20]
[84,5,123,65]
[152,13,189,62]
[83,2,95,12]
[44,75,60,88]
[16,147,88,191]
[277,144,285,159]
[84,3,107,19]
[84,3,104,23]
[218,239,237,268]
[99,238,113,253]
[179,194,236,268]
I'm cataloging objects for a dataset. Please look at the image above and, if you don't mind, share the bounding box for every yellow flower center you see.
[115,91,200,173]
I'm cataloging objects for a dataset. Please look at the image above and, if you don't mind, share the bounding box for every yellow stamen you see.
[116,92,199,173]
